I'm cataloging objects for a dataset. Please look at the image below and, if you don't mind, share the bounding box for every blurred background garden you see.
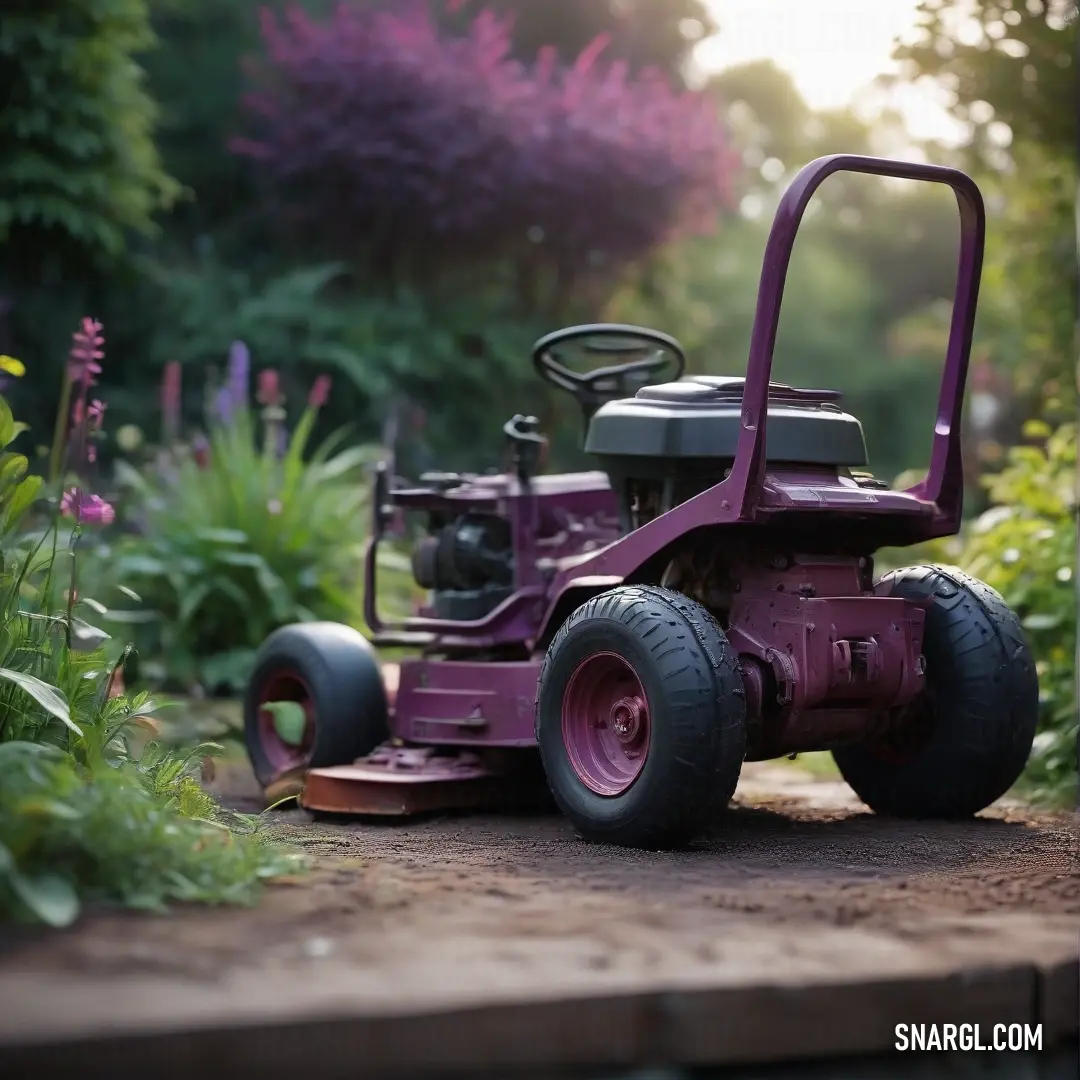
[0,0,1074,923]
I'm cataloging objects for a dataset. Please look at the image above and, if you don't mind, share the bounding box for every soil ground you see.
[0,725,1076,1076]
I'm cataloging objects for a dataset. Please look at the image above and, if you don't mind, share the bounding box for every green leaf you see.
[261,700,308,746]
[115,553,167,577]
[0,667,80,734]
[195,527,248,545]
[10,872,80,928]
[1,474,42,529]
[68,616,112,652]
[177,581,211,627]
[1023,612,1064,631]
[216,551,264,569]
[0,451,28,486]
[0,396,14,448]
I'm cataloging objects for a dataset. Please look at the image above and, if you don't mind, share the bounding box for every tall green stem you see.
[48,374,73,489]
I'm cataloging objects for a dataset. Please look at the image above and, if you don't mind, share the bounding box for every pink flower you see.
[256,368,281,406]
[161,362,182,439]
[68,318,104,387]
[192,433,211,470]
[87,399,106,430]
[60,488,115,526]
[308,375,332,409]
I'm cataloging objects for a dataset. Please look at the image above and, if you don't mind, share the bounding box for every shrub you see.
[0,324,300,927]
[906,421,1077,805]
[1,715,297,926]
[0,0,178,262]
[233,1,736,297]
[93,345,396,693]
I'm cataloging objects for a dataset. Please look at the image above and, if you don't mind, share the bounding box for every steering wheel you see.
[532,324,687,415]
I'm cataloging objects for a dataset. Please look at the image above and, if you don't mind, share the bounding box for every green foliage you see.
[0,385,300,927]
[0,0,178,264]
[893,0,1076,403]
[0,731,299,927]
[95,405,383,692]
[143,260,357,373]
[0,395,41,543]
[895,0,1075,163]
[122,253,551,472]
[909,422,1077,804]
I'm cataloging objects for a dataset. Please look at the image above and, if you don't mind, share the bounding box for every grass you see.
[777,751,843,780]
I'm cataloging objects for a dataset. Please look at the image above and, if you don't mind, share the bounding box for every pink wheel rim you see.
[256,668,316,773]
[561,651,650,796]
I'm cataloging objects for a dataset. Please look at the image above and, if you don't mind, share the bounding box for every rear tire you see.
[536,586,746,849]
[832,565,1038,818]
[244,622,389,789]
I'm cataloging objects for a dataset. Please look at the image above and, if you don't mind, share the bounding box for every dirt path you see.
[1,756,1076,1075]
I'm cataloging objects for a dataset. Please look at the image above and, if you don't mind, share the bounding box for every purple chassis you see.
[245,154,1039,849]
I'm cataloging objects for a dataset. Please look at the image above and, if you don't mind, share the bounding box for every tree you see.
[451,0,716,85]
[0,0,178,271]
[611,63,979,482]
[893,0,1075,163]
[233,2,736,309]
[0,0,180,437]
[890,0,1076,404]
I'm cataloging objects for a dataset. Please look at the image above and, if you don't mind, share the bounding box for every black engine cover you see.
[585,375,868,478]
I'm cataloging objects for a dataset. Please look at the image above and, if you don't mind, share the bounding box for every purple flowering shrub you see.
[232,1,737,294]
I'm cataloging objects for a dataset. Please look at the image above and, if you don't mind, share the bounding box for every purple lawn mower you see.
[243,154,1039,849]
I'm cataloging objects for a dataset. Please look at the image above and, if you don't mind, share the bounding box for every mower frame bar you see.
[729,153,985,528]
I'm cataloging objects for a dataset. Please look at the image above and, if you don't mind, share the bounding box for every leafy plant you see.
[0,322,301,928]
[0,722,299,927]
[93,350,390,692]
[903,421,1077,804]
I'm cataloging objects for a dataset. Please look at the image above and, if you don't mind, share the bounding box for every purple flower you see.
[211,342,251,426]
[227,341,250,410]
[68,319,104,387]
[60,488,115,526]
[212,385,235,426]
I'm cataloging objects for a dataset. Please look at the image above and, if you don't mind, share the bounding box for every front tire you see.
[833,565,1039,818]
[244,622,389,789]
[536,586,746,849]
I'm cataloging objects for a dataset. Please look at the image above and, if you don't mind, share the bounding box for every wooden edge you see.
[0,962,1067,1079]
[662,964,1038,1063]
[1040,952,1079,1042]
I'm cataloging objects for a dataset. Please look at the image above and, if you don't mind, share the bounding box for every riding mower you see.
[244,154,1039,850]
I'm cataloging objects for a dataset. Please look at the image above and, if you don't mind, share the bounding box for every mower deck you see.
[300,744,507,816]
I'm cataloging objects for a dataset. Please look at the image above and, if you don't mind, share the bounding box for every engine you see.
[411,513,515,621]
[585,375,869,529]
